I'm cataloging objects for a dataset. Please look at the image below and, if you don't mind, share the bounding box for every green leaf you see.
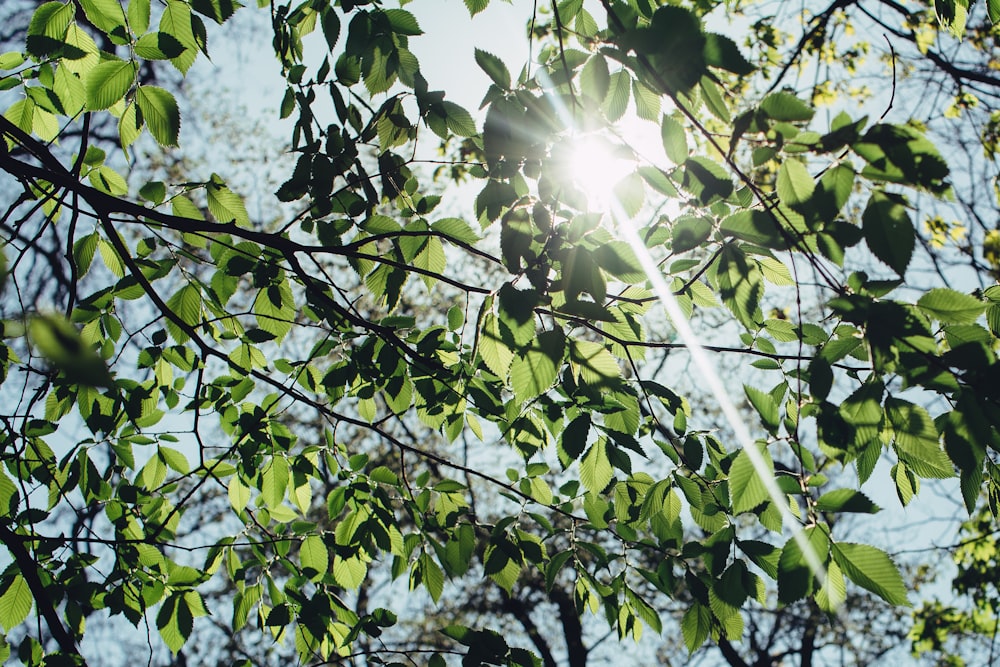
[164,284,202,343]
[660,115,688,164]
[136,85,181,146]
[699,76,730,123]
[228,475,250,513]
[0,576,33,630]
[760,92,814,122]
[418,552,444,602]
[891,462,916,506]
[603,70,631,123]
[642,6,707,93]
[88,165,128,196]
[79,0,128,41]
[0,52,25,70]
[559,414,590,466]
[73,232,99,277]
[128,0,151,34]
[527,476,552,505]
[815,559,847,612]
[832,542,909,606]
[744,385,780,434]
[85,59,138,110]
[383,8,422,35]
[917,288,984,324]
[729,442,773,514]
[119,102,142,149]
[862,192,913,276]
[479,313,513,378]
[299,534,329,581]
[29,314,114,387]
[935,0,969,36]
[510,330,562,403]
[719,209,787,249]
[207,175,250,226]
[171,195,204,220]
[580,54,610,103]
[260,456,289,509]
[134,32,186,59]
[814,489,881,514]
[990,0,1000,23]
[885,398,953,479]
[3,99,34,138]
[702,32,754,75]
[776,160,815,207]
[54,66,86,116]
[442,101,476,137]
[497,283,537,348]
[853,123,949,193]
[682,156,733,203]
[139,181,166,204]
[580,439,613,493]
[777,527,829,603]
[592,241,644,282]
[632,79,661,121]
[26,2,74,58]
[681,603,711,652]
[432,217,479,244]
[159,446,189,473]
[671,216,712,253]
[157,593,195,653]
[613,172,645,218]
[713,244,763,329]
[159,0,198,74]
[191,0,241,24]
[571,340,621,386]
[464,0,488,16]
[474,48,510,89]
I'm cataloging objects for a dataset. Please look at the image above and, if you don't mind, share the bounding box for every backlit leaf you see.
[777,527,829,603]
[580,439,613,493]
[136,85,180,146]
[299,535,329,581]
[917,287,984,324]
[681,603,711,652]
[510,330,562,403]
[760,92,814,122]
[85,59,138,110]
[603,70,631,123]
[0,576,32,630]
[776,160,815,207]
[475,48,510,89]
[814,489,881,514]
[832,542,909,606]
[207,176,250,226]
[581,54,610,102]
[661,115,688,164]
[729,442,773,514]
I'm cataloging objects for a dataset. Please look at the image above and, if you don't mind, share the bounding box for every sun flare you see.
[566,133,636,210]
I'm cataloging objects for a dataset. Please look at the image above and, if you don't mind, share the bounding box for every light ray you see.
[534,77,829,595]
[610,198,829,589]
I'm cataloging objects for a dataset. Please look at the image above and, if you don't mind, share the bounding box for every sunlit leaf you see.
[832,542,909,606]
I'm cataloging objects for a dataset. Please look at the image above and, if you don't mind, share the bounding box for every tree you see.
[1,0,1000,665]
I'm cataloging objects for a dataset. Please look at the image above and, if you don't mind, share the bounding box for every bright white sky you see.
[410,2,531,111]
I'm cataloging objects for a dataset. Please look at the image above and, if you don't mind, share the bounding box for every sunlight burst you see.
[566,133,635,210]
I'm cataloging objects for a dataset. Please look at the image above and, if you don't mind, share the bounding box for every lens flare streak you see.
[610,200,829,590]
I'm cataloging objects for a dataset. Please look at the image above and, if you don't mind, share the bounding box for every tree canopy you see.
[1,0,1000,664]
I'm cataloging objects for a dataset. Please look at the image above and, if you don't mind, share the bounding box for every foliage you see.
[910,505,1000,665]
[0,0,999,665]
